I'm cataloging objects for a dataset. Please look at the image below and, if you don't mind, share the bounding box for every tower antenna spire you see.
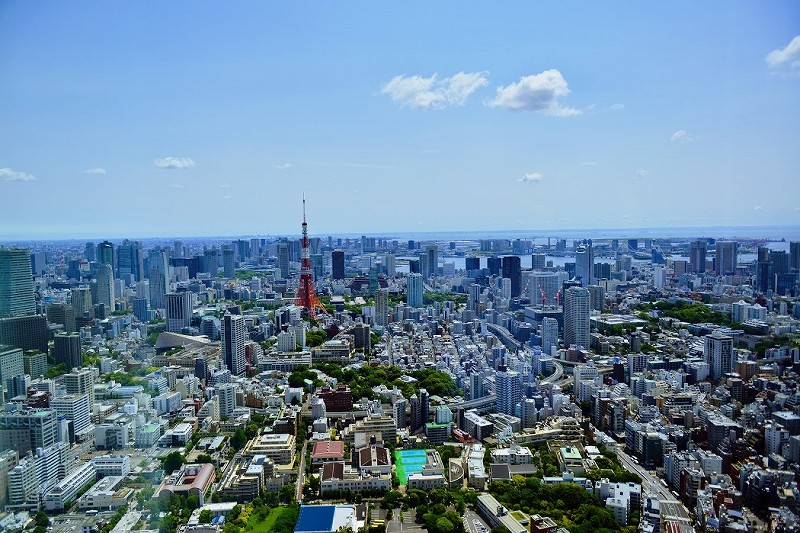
[294,195,327,318]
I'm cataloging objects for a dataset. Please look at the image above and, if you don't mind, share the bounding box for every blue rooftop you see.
[295,505,335,533]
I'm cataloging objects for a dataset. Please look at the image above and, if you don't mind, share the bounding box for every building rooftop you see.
[312,440,345,459]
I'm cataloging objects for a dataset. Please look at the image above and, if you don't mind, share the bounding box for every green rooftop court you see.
[394,449,431,485]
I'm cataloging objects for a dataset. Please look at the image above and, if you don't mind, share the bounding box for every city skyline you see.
[2,2,799,239]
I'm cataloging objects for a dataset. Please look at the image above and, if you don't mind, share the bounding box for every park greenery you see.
[312,362,461,400]
[636,300,731,326]
[489,477,633,533]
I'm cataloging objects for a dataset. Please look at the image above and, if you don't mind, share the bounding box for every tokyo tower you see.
[294,196,327,318]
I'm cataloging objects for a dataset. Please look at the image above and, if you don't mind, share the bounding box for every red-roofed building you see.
[311,440,345,469]
[157,463,215,505]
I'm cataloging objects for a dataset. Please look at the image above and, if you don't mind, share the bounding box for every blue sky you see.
[1,2,799,239]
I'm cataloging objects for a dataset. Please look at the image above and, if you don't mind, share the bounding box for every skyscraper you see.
[0,345,24,403]
[0,248,36,318]
[331,250,345,280]
[64,368,96,405]
[375,289,389,327]
[424,245,439,278]
[221,314,247,376]
[574,241,594,286]
[95,263,115,308]
[277,243,290,280]
[715,241,738,275]
[541,317,559,355]
[564,286,590,348]
[790,241,800,272]
[689,240,707,274]
[501,256,522,297]
[96,241,114,275]
[53,332,82,370]
[407,273,423,308]
[70,287,93,319]
[222,246,235,278]
[165,292,192,333]
[147,248,169,309]
[46,303,75,333]
[496,365,522,416]
[704,332,734,382]
[531,253,547,271]
[384,253,396,277]
[487,256,501,277]
[465,256,480,273]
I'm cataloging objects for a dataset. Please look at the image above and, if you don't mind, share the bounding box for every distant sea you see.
[3,225,800,246]
[360,225,800,243]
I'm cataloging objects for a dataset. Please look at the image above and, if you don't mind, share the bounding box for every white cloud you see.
[219,183,231,188]
[670,130,696,143]
[84,167,106,175]
[580,161,596,167]
[766,35,800,69]
[518,171,543,183]
[276,163,292,170]
[154,157,195,169]
[754,205,763,211]
[381,71,489,109]
[610,103,624,111]
[0,167,36,182]
[487,69,581,116]
[169,183,184,189]
[636,168,650,179]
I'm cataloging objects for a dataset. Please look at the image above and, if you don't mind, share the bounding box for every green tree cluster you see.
[161,452,185,474]
[490,478,622,533]
[306,329,329,348]
[636,300,730,326]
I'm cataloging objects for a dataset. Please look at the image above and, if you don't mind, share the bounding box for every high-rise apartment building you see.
[407,273,423,308]
[715,241,738,275]
[64,368,96,405]
[496,365,522,416]
[564,286,590,348]
[50,394,92,440]
[277,243,290,280]
[541,317,559,355]
[690,240,707,274]
[704,332,734,382]
[221,314,246,376]
[165,292,193,333]
[375,289,389,327]
[70,287,93,319]
[0,248,36,318]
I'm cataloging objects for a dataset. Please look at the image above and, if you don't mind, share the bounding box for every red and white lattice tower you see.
[294,196,327,317]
